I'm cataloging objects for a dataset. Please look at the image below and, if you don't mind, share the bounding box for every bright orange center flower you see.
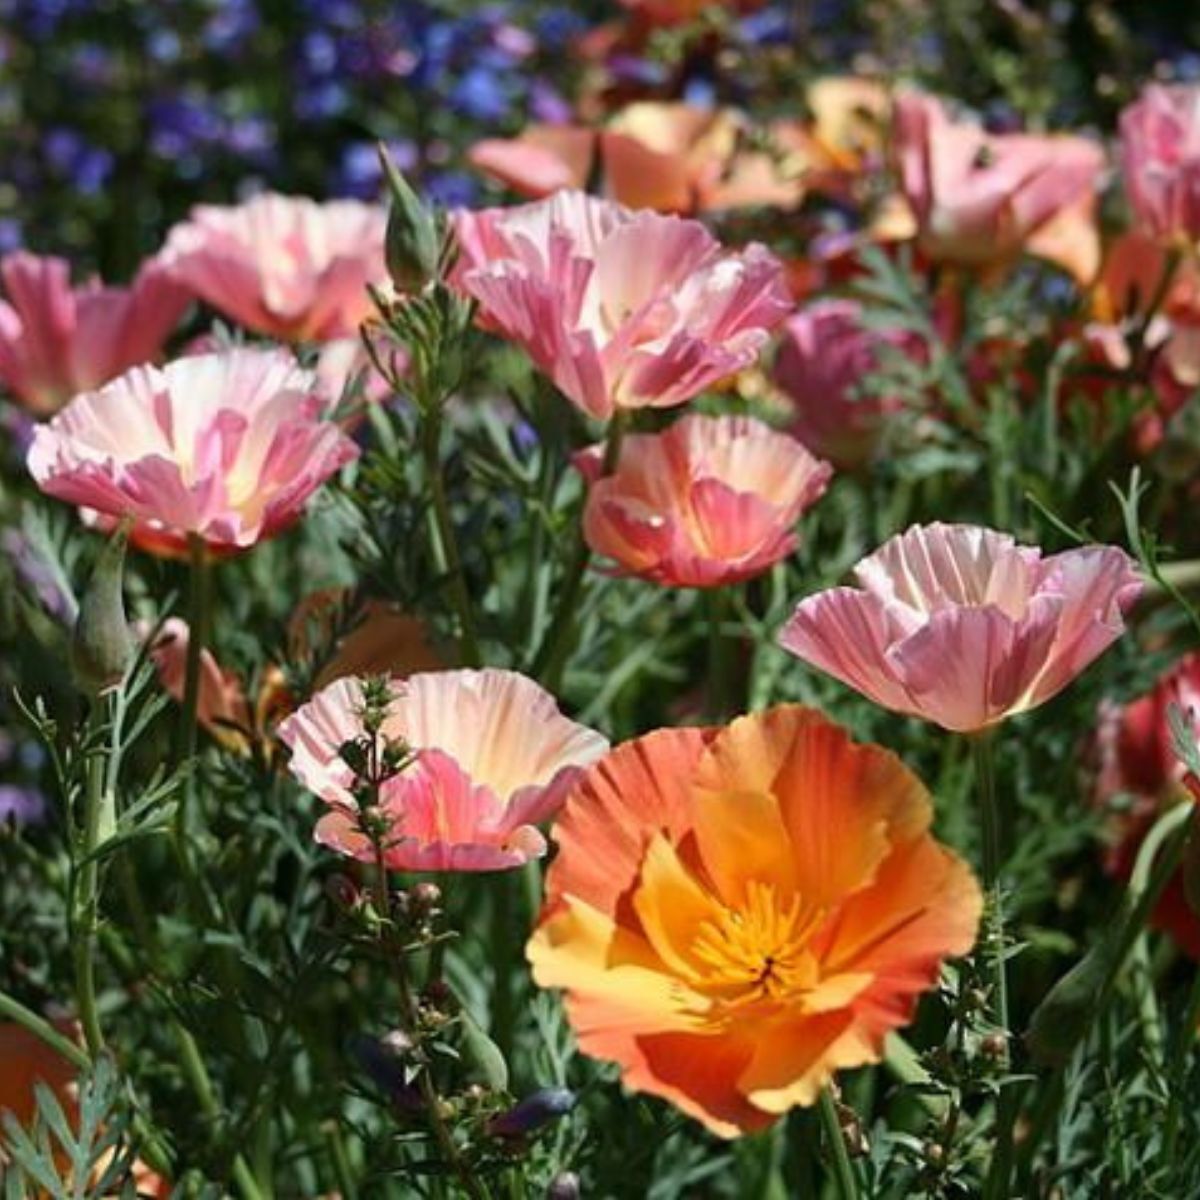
[528,706,982,1137]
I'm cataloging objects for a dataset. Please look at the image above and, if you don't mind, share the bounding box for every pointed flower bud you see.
[486,1087,576,1139]
[72,522,134,696]
[381,147,441,293]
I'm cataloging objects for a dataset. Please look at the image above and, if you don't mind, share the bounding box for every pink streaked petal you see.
[780,588,919,715]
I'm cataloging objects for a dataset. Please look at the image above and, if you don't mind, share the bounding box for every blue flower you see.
[424,170,478,209]
[449,67,511,122]
[0,784,47,829]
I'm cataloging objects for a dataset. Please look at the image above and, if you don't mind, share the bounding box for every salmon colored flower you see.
[147,618,256,752]
[162,193,386,342]
[772,300,921,470]
[0,252,189,417]
[0,1023,77,1133]
[27,348,358,556]
[1119,84,1200,246]
[0,1023,169,1196]
[578,414,830,587]
[893,93,1104,276]
[780,524,1142,733]
[527,705,981,1136]
[452,191,792,420]
[1093,654,1200,958]
[278,669,609,872]
[471,105,807,214]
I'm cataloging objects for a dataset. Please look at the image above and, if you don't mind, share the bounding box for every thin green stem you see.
[1016,802,1193,1182]
[972,734,1016,1200]
[532,413,626,687]
[0,991,91,1070]
[323,1121,360,1200]
[817,1088,859,1200]
[371,855,488,1200]
[422,410,482,668]
[175,1023,266,1200]
[74,704,111,1058]
[704,587,733,721]
[1162,964,1200,1164]
[173,534,212,855]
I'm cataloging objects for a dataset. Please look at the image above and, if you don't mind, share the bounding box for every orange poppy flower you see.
[527,706,981,1137]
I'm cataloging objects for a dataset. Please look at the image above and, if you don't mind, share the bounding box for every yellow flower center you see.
[688,881,824,1006]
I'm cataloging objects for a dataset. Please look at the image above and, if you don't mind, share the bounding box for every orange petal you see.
[694,705,931,906]
[544,726,716,918]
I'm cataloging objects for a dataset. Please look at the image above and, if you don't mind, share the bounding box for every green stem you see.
[371,855,489,1200]
[1162,964,1200,1164]
[972,734,1016,1200]
[422,409,482,668]
[0,991,91,1070]
[323,1122,360,1200]
[704,587,733,721]
[175,1023,267,1200]
[817,1088,859,1200]
[173,534,212,854]
[532,414,626,688]
[74,705,111,1058]
[1016,802,1193,1183]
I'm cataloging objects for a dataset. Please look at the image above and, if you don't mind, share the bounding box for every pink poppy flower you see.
[452,191,792,420]
[894,93,1104,273]
[780,523,1142,732]
[578,414,830,588]
[0,251,189,417]
[1092,653,1200,958]
[1119,84,1200,246]
[772,300,922,470]
[277,669,610,872]
[162,193,387,342]
[26,347,358,556]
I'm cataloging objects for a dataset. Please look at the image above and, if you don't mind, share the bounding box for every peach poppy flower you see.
[527,705,981,1136]
[1119,84,1200,246]
[780,524,1142,733]
[27,347,358,556]
[278,669,609,872]
[162,193,387,342]
[453,191,791,421]
[147,618,256,752]
[893,92,1104,276]
[578,414,830,587]
[0,251,189,417]
[0,1023,77,1134]
[0,1023,169,1196]
[1092,653,1200,958]
[472,106,807,214]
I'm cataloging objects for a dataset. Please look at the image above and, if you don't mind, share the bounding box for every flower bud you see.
[381,148,441,293]
[411,882,443,914]
[348,1033,423,1110]
[72,523,134,696]
[546,1172,581,1200]
[324,873,361,912]
[486,1087,576,1139]
[460,1009,509,1092]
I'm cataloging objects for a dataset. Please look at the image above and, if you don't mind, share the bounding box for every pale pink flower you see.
[780,523,1142,733]
[278,669,610,872]
[578,413,830,588]
[0,252,189,417]
[452,191,792,420]
[772,300,921,470]
[1120,84,1200,245]
[162,193,387,342]
[27,348,358,556]
[312,336,397,414]
[894,93,1104,271]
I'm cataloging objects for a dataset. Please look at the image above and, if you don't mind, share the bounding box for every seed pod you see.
[72,523,133,697]
[460,1009,509,1092]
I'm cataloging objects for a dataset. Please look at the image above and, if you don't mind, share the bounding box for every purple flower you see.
[0,784,47,828]
[0,218,21,254]
[529,80,571,125]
